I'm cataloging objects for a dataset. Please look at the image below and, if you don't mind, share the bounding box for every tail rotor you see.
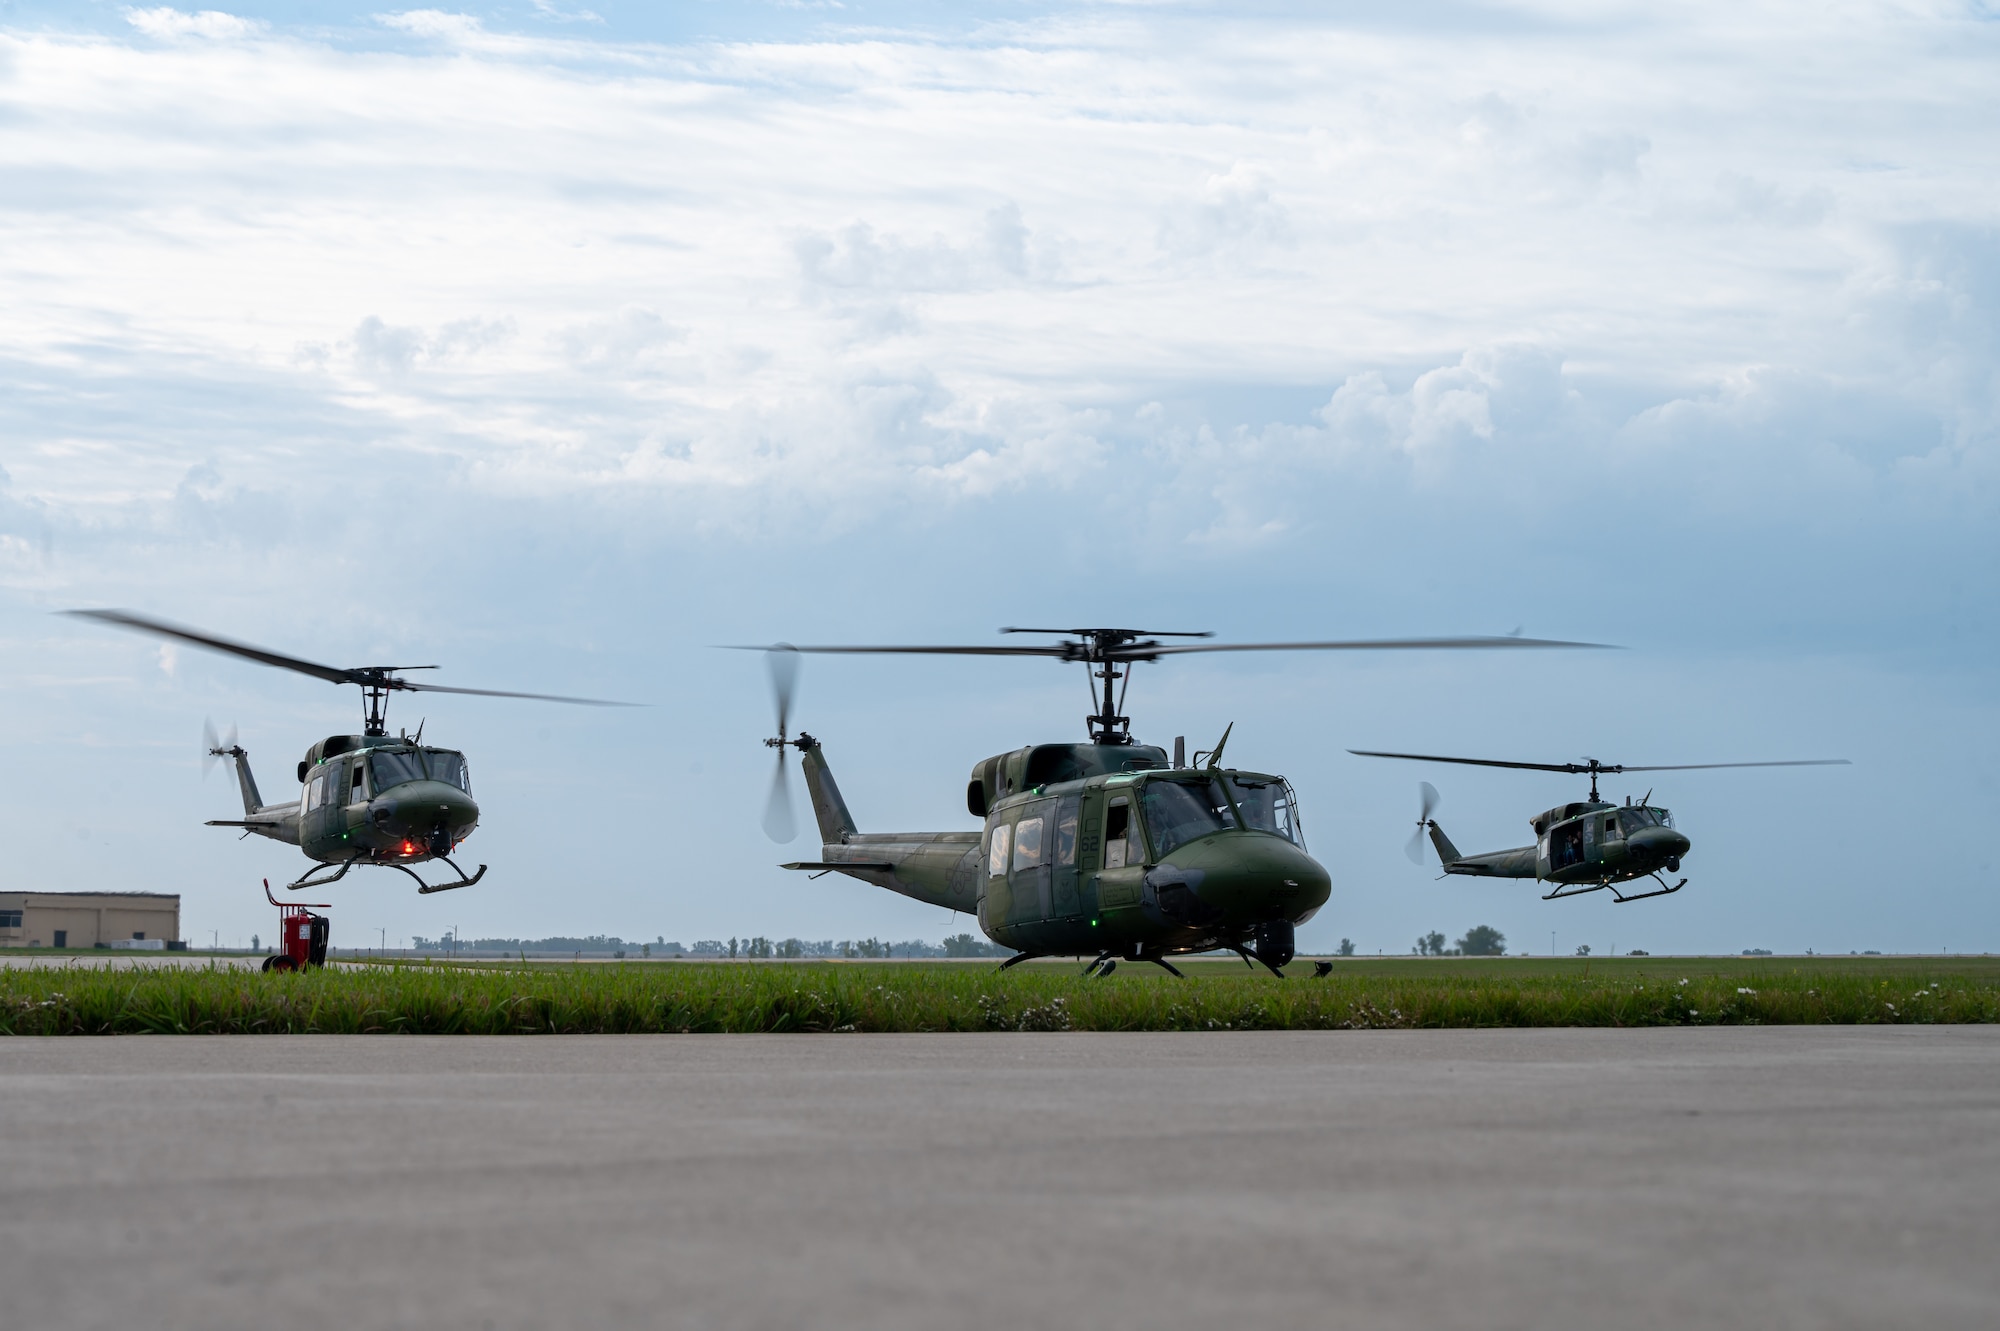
[761,645,801,843]
[1405,781,1440,863]
[202,718,239,777]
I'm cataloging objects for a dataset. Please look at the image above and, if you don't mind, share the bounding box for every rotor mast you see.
[1001,628,1215,746]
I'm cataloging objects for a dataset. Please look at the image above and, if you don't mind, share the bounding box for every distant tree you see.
[641,943,651,958]
[1413,931,1448,956]
[690,940,725,956]
[728,937,739,959]
[251,934,260,952]
[1574,944,1591,957]
[1456,925,1507,957]
[1628,949,1649,956]
[1336,938,1356,957]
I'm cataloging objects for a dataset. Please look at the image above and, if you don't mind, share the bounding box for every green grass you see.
[1,955,1995,1034]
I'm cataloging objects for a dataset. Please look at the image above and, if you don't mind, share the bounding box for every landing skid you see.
[400,855,487,895]
[1222,942,1287,978]
[1611,873,1686,904]
[1540,873,1686,903]
[286,853,487,895]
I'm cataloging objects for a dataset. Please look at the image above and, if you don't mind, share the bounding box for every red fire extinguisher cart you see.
[261,878,330,972]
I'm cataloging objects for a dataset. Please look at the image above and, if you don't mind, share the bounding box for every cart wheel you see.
[265,954,299,973]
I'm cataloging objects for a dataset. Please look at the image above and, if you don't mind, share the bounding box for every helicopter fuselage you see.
[1429,798,1692,890]
[786,740,1332,967]
[211,733,480,870]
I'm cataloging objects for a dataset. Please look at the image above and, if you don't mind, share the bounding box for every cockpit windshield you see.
[369,748,471,794]
[1619,806,1672,833]
[1226,776,1305,848]
[1139,778,1235,856]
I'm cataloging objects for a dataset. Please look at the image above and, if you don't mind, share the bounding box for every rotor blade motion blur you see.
[1406,782,1440,863]
[761,645,802,843]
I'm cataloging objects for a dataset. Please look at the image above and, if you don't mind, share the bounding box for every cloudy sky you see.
[1,1,1994,956]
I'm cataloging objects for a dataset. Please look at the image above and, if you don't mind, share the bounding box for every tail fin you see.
[1427,821,1463,866]
[216,747,265,815]
[798,737,859,845]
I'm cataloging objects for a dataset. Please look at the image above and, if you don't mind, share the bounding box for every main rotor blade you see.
[67,609,356,685]
[1000,626,1215,638]
[395,681,637,707]
[1141,635,1612,658]
[1352,750,1593,773]
[1351,750,1852,774]
[724,634,1611,661]
[763,752,797,843]
[724,643,1072,657]
[1603,760,1853,772]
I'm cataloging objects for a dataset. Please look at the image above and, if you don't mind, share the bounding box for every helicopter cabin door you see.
[1549,820,1585,873]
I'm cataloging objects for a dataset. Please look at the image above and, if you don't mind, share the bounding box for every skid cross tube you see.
[1540,879,1610,901]
[288,854,360,892]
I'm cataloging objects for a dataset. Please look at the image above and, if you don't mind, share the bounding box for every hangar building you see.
[0,892,182,949]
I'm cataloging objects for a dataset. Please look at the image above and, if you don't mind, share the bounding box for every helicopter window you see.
[988,823,1012,878]
[1226,778,1303,846]
[1054,797,1079,868]
[424,750,469,792]
[369,749,470,793]
[1139,779,1233,857]
[1013,815,1046,870]
[1104,801,1131,870]
[1603,817,1619,840]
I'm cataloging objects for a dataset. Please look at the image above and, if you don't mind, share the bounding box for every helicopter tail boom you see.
[1430,824,1539,878]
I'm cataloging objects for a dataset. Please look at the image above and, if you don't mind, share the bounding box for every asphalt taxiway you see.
[3,1028,1995,1329]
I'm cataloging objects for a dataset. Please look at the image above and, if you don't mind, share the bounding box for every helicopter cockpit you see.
[1136,772,1306,855]
[367,748,473,795]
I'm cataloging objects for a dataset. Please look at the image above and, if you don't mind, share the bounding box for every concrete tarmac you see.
[2,1029,1996,1329]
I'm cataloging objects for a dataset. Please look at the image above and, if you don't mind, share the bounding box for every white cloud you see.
[124,8,261,40]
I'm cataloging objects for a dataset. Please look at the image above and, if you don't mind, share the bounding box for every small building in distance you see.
[0,892,181,949]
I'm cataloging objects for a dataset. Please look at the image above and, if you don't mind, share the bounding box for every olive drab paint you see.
[64,609,631,896]
[753,626,1613,974]
[1354,749,1850,905]
[783,737,1331,973]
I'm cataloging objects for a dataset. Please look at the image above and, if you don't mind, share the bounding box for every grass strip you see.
[1,956,1995,1034]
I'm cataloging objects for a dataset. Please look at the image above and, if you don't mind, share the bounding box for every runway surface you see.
[3,1029,1996,1329]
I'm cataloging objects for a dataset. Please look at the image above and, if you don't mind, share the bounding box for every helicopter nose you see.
[1630,827,1691,862]
[1173,834,1332,925]
[370,782,479,845]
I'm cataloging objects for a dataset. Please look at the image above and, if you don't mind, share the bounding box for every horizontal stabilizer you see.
[781,860,895,872]
[205,819,284,828]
